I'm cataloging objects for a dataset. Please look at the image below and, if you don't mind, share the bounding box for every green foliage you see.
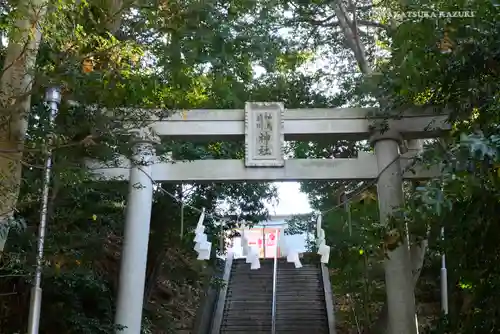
[0,0,324,332]
[382,3,500,331]
[1,0,499,332]
[283,1,500,332]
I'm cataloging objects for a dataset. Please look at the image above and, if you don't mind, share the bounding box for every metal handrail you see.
[271,228,279,334]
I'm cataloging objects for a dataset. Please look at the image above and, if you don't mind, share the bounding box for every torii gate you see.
[89,102,448,333]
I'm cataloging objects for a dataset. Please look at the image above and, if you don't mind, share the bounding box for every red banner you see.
[243,227,281,258]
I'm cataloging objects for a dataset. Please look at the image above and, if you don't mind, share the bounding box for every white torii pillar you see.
[372,131,417,334]
[114,128,159,333]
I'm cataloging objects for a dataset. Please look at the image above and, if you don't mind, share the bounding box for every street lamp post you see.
[441,227,448,315]
[27,87,61,334]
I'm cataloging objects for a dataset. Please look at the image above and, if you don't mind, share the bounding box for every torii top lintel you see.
[147,102,449,144]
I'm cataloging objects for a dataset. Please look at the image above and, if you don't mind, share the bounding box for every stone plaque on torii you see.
[86,102,449,333]
[244,102,284,167]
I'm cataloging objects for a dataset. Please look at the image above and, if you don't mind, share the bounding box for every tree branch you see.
[333,1,371,74]
[410,238,428,285]
[289,17,389,30]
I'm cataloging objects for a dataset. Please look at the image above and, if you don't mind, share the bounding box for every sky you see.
[251,21,347,218]
[265,182,312,216]
[252,53,328,218]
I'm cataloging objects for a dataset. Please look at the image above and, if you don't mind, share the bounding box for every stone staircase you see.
[204,256,335,334]
[220,258,273,333]
[275,259,330,333]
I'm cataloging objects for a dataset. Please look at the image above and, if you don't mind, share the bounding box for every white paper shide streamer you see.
[193,208,212,260]
[241,226,260,269]
[316,213,330,264]
[279,232,302,268]
[241,224,249,257]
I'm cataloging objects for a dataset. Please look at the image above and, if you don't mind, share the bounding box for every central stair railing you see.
[271,228,279,334]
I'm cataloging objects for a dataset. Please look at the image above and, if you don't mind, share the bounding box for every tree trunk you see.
[143,184,180,306]
[366,239,428,334]
[0,0,49,252]
[143,249,167,305]
[105,0,124,35]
